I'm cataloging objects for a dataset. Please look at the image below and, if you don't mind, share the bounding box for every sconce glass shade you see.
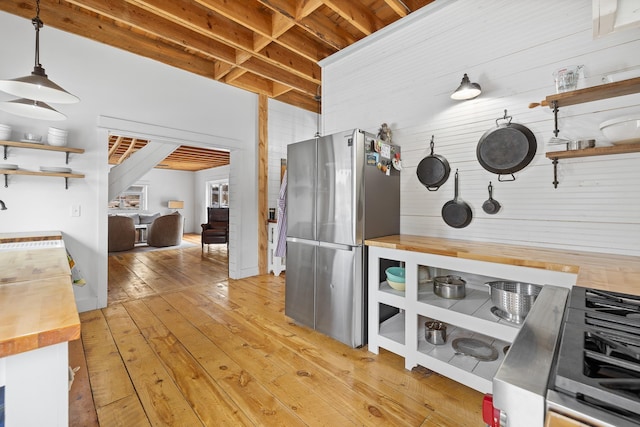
[451,73,482,100]
[0,98,66,121]
[0,66,80,104]
[168,200,184,209]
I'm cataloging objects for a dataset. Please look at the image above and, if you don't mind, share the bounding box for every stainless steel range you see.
[484,285,640,427]
[547,287,640,426]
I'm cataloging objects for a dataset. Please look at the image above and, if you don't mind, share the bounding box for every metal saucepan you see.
[433,275,466,299]
[416,135,450,191]
[425,321,447,345]
[442,169,472,228]
[477,110,537,181]
[482,182,501,215]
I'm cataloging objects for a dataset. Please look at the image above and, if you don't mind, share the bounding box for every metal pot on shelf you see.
[425,320,447,345]
[433,275,466,299]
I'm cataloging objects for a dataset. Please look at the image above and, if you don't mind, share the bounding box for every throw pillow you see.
[139,212,161,224]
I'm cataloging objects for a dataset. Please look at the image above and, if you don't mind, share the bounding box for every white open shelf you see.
[377,281,406,309]
[417,282,521,343]
[377,311,406,357]
[416,317,509,394]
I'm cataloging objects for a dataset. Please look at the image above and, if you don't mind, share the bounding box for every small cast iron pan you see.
[442,169,472,228]
[482,182,501,214]
[416,136,450,191]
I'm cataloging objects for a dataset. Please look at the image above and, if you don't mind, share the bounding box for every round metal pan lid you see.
[452,337,499,361]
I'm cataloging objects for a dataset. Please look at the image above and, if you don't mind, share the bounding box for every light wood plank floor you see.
[69,234,484,426]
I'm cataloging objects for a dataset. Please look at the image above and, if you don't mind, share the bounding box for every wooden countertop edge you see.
[364,235,580,273]
[0,231,63,243]
[365,235,640,294]
[0,323,81,358]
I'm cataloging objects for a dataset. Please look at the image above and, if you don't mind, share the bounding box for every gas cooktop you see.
[550,287,640,426]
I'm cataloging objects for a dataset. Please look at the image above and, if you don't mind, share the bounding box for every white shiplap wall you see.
[321,0,640,256]
[267,99,318,209]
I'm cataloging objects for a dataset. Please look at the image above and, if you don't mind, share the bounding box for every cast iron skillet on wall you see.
[416,135,450,191]
[442,169,472,228]
[477,110,537,181]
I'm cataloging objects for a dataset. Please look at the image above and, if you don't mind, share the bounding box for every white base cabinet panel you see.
[267,222,285,276]
[367,245,576,394]
[2,342,69,426]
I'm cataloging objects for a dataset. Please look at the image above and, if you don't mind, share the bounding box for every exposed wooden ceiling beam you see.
[0,0,436,113]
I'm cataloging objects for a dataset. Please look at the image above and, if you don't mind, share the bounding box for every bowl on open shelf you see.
[0,124,11,140]
[600,116,640,145]
[385,266,405,291]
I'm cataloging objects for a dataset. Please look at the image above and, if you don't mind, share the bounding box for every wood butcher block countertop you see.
[365,235,640,296]
[0,232,81,358]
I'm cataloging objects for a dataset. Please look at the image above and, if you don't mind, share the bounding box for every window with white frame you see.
[108,184,148,211]
[208,180,229,208]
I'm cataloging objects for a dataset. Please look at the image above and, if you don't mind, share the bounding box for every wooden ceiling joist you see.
[108,135,230,172]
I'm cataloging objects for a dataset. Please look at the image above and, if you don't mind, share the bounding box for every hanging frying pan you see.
[482,182,501,214]
[477,110,537,182]
[442,169,472,228]
[416,135,450,191]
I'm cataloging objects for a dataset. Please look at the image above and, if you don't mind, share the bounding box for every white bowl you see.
[600,116,640,145]
[387,279,406,291]
[0,130,10,140]
[48,127,68,135]
[47,135,68,146]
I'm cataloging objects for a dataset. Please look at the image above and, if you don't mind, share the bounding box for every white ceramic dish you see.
[21,139,45,144]
[387,279,405,291]
[40,166,71,173]
[600,116,640,145]
[0,164,18,170]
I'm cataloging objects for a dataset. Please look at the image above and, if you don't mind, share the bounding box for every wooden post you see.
[258,94,268,275]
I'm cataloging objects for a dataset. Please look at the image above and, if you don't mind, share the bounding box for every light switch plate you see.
[71,205,81,217]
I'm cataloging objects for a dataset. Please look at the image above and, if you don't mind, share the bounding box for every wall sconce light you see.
[168,200,184,209]
[451,73,482,100]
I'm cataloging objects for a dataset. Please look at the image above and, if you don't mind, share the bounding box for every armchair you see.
[147,212,184,247]
[108,215,136,252]
[201,207,229,250]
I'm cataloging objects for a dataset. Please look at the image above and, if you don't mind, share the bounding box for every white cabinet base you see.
[367,245,577,394]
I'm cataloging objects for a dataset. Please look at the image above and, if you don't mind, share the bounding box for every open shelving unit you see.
[0,140,85,189]
[534,77,640,187]
[367,245,577,394]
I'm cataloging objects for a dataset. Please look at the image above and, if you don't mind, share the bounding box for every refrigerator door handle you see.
[318,241,357,251]
[286,237,320,246]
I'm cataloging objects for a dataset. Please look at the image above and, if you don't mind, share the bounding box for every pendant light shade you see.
[0,66,79,104]
[0,0,78,121]
[451,73,481,100]
[0,98,66,121]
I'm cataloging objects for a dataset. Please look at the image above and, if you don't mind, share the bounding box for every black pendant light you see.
[0,0,78,120]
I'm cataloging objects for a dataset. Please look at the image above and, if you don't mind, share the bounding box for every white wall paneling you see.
[321,0,640,257]
[267,99,318,211]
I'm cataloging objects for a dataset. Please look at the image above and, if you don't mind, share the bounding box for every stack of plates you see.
[40,166,71,173]
[0,164,18,170]
[47,127,68,146]
[0,124,11,141]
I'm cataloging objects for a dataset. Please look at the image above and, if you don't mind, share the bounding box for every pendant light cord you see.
[32,0,45,73]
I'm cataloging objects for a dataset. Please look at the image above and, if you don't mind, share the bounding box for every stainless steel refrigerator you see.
[285,128,400,348]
